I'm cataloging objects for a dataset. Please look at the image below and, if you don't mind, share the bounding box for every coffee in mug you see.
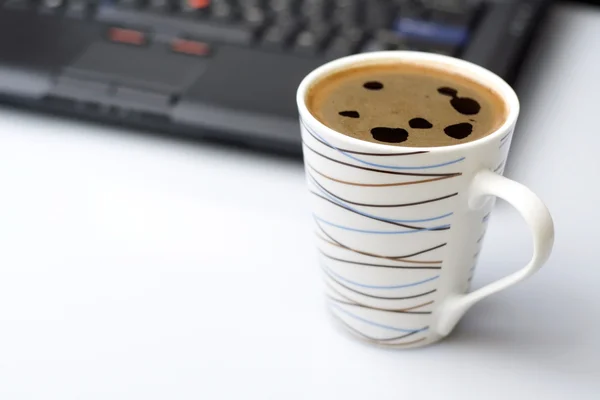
[307,62,507,148]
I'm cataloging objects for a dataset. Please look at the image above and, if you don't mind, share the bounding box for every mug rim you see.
[296,51,520,153]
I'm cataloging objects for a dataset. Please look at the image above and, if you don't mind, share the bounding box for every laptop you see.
[0,0,551,155]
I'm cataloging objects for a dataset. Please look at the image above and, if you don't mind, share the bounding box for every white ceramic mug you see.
[296,51,555,348]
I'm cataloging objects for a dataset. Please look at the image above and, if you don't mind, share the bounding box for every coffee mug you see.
[296,51,554,348]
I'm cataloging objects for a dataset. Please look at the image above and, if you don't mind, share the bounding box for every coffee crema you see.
[306,62,507,148]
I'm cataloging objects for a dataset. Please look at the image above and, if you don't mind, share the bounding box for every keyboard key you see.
[294,30,319,55]
[240,0,264,8]
[108,27,148,45]
[268,0,298,14]
[294,24,331,55]
[261,21,299,50]
[39,0,64,13]
[211,0,237,21]
[326,36,358,58]
[339,26,363,43]
[393,17,469,46]
[65,0,91,18]
[147,0,173,12]
[96,6,254,45]
[171,38,212,56]
[180,0,210,14]
[363,1,394,29]
[185,0,210,9]
[261,27,286,49]
[240,6,267,27]
[327,26,363,55]
[334,0,362,29]
[301,0,331,24]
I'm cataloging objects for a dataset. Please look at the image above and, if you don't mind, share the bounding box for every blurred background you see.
[0,0,562,154]
[1,1,599,399]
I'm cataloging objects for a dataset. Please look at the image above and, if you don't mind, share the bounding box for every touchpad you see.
[64,41,209,92]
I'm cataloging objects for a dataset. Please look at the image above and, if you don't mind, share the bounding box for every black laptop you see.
[0,0,551,155]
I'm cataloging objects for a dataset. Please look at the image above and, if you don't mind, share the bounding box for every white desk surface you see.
[1,3,599,399]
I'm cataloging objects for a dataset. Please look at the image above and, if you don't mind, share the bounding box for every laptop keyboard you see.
[4,0,484,58]
[0,0,549,153]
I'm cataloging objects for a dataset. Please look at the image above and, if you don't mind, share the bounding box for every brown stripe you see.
[493,161,505,173]
[307,163,455,187]
[315,224,444,264]
[303,140,461,177]
[327,291,434,314]
[322,267,438,300]
[397,300,434,312]
[309,170,458,208]
[319,249,441,270]
[311,191,439,231]
[328,284,435,312]
[301,120,428,157]
[477,232,485,243]
[330,312,427,345]
[331,297,433,314]
[317,233,441,265]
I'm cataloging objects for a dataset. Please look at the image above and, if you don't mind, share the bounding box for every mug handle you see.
[435,169,555,336]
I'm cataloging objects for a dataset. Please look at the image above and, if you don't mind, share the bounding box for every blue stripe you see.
[331,304,429,333]
[315,215,450,234]
[394,18,469,46]
[308,124,465,171]
[482,213,491,223]
[323,264,439,289]
[309,175,453,224]
[340,148,465,170]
